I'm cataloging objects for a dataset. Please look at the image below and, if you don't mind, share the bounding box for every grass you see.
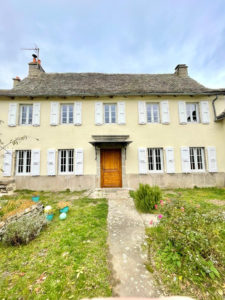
[146,187,225,300]
[0,190,112,299]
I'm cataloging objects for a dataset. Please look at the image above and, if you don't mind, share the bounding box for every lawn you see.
[0,190,112,299]
[146,187,225,300]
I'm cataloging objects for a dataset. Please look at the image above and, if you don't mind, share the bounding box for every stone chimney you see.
[175,64,188,77]
[12,76,21,88]
[28,55,45,77]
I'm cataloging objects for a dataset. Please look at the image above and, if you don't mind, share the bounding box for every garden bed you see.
[146,187,225,300]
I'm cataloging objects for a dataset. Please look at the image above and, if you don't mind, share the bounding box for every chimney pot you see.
[175,64,188,77]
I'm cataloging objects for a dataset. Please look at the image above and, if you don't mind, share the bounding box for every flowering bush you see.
[129,184,161,213]
[2,214,47,246]
[146,198,225,299]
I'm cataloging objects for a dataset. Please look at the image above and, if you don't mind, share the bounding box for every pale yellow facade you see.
[0,94,225,190]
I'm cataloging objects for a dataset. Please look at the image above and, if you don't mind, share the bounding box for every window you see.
[20,105,33,125]
[59,149,74,174]
[186,103,199,123]
[147,148,163,172]
[61,104,74,124]
[16,150,31,175]
[189,147,205,171]
[146,103,160,123]
[104,104,116,123]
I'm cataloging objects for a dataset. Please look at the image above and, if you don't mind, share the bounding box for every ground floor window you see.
[16,150,31,175]
[189,147,205,171]
[147,148,163,172]
[59,149,74,174]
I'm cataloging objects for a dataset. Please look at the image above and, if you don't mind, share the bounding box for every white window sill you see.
[190,170,205,173]
[58,172,75,175]
[60,123,74,125]
[19,124,33,126]
[148,170,164,174]
[16,173,31,176]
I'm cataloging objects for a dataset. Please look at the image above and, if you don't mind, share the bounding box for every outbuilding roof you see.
[0,63,224,97]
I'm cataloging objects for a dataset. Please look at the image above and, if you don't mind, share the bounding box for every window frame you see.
[189,147,205,172]
[104,103,117,124]
[61,104,74,124]
[147,148,164,173]
[186,103,200,123]
[20,104,33,125]
[146,103,160,123]
[58,149,74,175]
[16,150,32,176]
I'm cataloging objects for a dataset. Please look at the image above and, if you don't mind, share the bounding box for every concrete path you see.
[91,189,161,297]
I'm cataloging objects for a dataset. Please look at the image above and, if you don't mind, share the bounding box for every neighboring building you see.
[0,57,225,190]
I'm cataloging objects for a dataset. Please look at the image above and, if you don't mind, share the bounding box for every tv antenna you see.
[21,45,40,61]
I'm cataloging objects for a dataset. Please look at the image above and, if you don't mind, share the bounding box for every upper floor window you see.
[61,104,74,124]
[16,150,31,175]
[146,103,160,123]
[59,149,74,174]
[104,104,116,124]
[147,148,163,172]
[20,105,33,125]
[189,147,205,171]
[186,103,199,123]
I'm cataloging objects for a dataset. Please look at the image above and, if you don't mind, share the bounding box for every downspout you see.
[212,95,218,121]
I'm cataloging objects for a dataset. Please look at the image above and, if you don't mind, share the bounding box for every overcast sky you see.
[0,0,225,89]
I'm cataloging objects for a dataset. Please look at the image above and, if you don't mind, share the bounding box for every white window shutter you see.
[178,101,187,124]
[74,102,82,125]
[207,147,217,172]
[75,148,83,175]
[138,101,146,124]
[165,147,175,173]
[47,149,56,176]
[138,148,147,174]
[3,150,12,176]
[160,101,170,124]
[118,102,126,124]
[95,102,103,125]
[50,102,59,125]
[8,103,17,126]
[31,149,40,176]
[200,101,210,124]
[180,147,190,173]
[32,103,40,126]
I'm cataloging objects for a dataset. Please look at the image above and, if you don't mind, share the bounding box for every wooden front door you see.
[101,149,122,188]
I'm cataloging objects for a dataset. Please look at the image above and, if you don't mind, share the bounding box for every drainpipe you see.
[212,95,218,121]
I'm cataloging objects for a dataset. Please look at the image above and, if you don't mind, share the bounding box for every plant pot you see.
[60,206,69,213]
[46,214,54,221]
[32,196,40,202]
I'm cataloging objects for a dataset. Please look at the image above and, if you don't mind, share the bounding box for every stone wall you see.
[0,202,44,240]
[13,172,225,191]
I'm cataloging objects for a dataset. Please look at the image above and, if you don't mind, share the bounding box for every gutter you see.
[212,95,218,121]
[212,95,225,122]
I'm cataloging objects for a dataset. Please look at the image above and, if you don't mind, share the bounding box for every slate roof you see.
[0,71,224,97]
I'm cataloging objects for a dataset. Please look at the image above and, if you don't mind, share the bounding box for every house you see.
[0,57,225,191]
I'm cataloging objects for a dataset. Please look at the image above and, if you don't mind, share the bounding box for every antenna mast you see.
[21,45,40,61]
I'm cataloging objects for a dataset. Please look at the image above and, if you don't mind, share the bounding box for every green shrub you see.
[129,184,161,213]
[147,199,225,299]
[2,214,47,246]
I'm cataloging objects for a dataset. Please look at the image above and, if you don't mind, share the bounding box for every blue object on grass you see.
[46,214,54,221]
[59,212,67,220]
[32,196,40,202]
[60,206,69,213]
